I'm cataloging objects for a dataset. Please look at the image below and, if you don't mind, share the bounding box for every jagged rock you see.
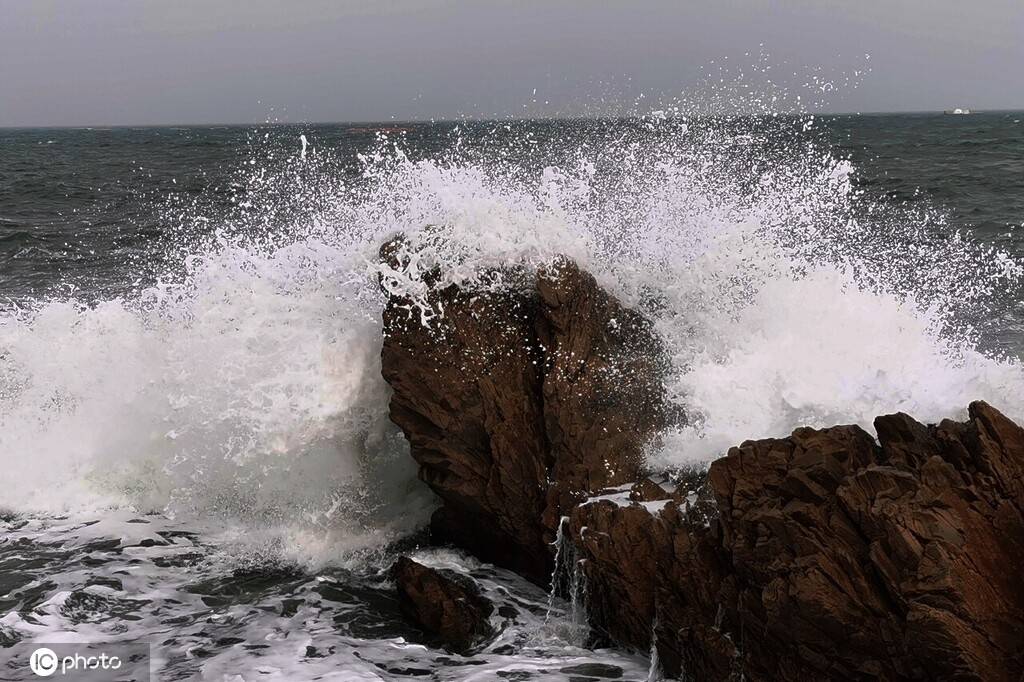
[380,238,551,581]
[379,240,672,583]
[572,402,1024,682]
[391,557,494,653]
[708,402,1024,681]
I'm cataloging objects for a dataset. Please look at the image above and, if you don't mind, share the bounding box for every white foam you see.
[2,110,1023,555]
[358,118,1024,471]
[651,266,1024,466]
[0,237,433,563]
[0,516,651,682]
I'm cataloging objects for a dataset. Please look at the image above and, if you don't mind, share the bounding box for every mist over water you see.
[2,95,1024,678]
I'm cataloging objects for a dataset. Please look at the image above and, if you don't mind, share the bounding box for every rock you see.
[379,241,673,584]
[380,238,551,582]
[535,259,676,534]
[391,557,494,653]
[569,476,736,680]
[377,242,1024,680]
[708,402,1024,681]
[627,477,672,503]
[571,402,1024,681]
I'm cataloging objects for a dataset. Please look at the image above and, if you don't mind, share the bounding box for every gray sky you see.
[2,0,1022,127]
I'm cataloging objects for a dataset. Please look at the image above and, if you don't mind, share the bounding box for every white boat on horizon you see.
[944,108,972,115]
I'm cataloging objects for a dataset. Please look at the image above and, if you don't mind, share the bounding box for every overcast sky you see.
[2,0,1022,127]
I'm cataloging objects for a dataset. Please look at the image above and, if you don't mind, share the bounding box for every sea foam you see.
[2,110,1023,559]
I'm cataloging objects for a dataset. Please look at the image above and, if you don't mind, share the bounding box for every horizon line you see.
[3,108,1023,131]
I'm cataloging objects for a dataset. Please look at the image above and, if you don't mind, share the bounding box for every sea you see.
[1,111,1023,680]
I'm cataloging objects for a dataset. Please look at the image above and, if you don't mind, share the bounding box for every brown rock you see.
[573,402,1024,681]
[391,556,494,653]
[379,242,673,583]
[569,476,736,680]
[628,477,673,503]
[720,403,1024,680]
[535,259,676,532]
[380,238,551,582]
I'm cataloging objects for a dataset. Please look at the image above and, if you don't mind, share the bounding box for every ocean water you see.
[1,111,1023,680]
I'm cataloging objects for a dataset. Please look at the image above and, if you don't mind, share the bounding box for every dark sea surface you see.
[1,112,1024,680]
[3,113,1023,298]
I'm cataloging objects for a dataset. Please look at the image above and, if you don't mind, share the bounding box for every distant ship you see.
[943,108,972,115]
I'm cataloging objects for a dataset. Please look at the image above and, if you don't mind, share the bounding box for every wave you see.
[0,230,434,564]
[2,111,1022,564]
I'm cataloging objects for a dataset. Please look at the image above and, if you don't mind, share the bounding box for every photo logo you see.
[23,647,129,678]
[29,648,58,677]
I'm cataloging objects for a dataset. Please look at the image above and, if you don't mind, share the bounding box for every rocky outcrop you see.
[380,251,550,581]
[379,240,672,584]
[377,243,1024,681]
[391,557,494,653]
[723,403,1024,681]
[571,402,1024,681]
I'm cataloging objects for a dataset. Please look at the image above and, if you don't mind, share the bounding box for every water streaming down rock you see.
[646,615,663,682]
[545,516,589,644]
[544,516,570,620]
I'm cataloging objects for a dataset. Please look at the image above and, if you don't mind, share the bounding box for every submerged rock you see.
[377,241,1024,681]
[391,556,494,653]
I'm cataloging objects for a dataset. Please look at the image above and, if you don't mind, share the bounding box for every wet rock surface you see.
[533,259,676,536]
[391,556,494,653]
[704,402,1024,681]
[379,246,1024,681]
[379,240,672,584]
[572,403,1024,681]
[569,476,734,680]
